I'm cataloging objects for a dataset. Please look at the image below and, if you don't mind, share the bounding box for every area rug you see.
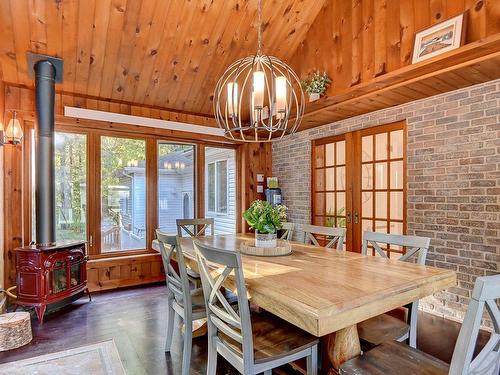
[0,340,126,375]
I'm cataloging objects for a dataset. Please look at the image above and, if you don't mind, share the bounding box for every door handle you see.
[347,211,351,224]
[354,211,359,224]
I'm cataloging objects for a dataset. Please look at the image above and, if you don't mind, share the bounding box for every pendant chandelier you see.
[213,0,304,142]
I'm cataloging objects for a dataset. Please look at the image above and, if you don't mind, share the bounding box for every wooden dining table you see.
[153,233,456,373]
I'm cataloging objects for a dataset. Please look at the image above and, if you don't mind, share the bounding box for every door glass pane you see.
[390,130,404,158]
[336,141,345,165]
[336,166,345,191]
[375,192,387,219]
[326,193,335,215]
[325,168,334,190]
[336,192,345,216]
[325,143,335,166]
[375,163,387,189]
[54,132,87,242]
[390,192,404,220]
[390,161,403,189]
[205,147,236,234]
[362,164,373,189]
[362,136,373,162]
[158,143,195,232]
[375,133,388,160]
[374,220,387,234]
[362,192,373,217]
[101,136,146,252]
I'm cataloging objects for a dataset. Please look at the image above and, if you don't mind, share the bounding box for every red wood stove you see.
[14,241,90,323]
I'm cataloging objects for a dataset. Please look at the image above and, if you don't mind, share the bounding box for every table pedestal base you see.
[322,324,361,374]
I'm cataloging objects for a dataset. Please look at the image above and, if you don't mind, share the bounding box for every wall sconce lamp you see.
[1,111,24,145]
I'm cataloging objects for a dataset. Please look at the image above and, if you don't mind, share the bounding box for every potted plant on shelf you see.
[243,200,287,248]
[301,71,332,102]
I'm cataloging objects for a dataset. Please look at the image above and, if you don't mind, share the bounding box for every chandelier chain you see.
[257,0,262,54]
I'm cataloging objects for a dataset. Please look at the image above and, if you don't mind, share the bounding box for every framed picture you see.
[412,12,467,64]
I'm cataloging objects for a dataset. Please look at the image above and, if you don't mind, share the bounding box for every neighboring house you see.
[113,148,236,247]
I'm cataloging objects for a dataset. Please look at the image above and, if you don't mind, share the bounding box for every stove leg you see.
[35,305,46,324]
[86,288,92,302]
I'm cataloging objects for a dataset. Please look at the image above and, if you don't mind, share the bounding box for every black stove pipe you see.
[34,60,56,246]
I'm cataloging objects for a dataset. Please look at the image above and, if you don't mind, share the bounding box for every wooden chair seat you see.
[357,313,410,346]
[219,311,319,364]
[340,341,449,375]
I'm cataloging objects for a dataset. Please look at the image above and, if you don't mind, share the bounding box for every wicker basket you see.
[0,312,33,351]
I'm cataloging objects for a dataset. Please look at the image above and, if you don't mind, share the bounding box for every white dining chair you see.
[193,239,319,375]
[340,273,500,375]
[359,231,431,348]
[156,230,206,375]
[301,224,346,250]
[280,222,295,240]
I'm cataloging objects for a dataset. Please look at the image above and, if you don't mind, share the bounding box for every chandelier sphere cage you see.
[213,54,305,142]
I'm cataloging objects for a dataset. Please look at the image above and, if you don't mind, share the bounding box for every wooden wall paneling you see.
[165,1,225,109]
[98,0,128,99]
[86,254,164,292]
[110,0,144,102]
[351,0,363,86]
[373,0,387,76]
[238,142,272,232]
[385,0,401,73]
[87,0,112,98]
[400,0,415,65]
[44,0,64,58]
[361,0,375,82]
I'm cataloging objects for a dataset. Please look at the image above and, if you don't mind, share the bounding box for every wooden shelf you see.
[300,34,500,130]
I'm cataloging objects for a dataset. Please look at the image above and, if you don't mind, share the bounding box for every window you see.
[157,143,195,232]
[31,131,88,243]
[207,160,228,214]
[101,136,146,252]
[205,147,236,234]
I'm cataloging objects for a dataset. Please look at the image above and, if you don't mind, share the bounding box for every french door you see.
[312,121,406,254]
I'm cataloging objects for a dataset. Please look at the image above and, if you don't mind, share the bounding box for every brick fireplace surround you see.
[273,79,499,329]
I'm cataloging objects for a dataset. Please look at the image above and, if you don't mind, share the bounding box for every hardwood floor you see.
[0,284,489,374]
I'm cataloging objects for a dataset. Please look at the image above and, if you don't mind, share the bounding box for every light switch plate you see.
[256,174,264,182]
[257,185,264,193]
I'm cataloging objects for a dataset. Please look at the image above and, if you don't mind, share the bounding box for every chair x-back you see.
[176,218,215,238]
[302,224,346,250]
[359,231,431,348]
[194,239,319,375]
[280,222,295,240]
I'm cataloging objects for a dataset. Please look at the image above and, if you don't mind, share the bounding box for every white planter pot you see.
[255,231,277,248]
[309,92,321,102]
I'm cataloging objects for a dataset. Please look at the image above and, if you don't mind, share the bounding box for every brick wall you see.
[272,79,499,328]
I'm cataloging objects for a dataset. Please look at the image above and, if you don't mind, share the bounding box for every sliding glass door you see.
[205,147,236,234]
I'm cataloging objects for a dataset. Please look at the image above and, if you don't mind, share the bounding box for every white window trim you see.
[206,158,229,216]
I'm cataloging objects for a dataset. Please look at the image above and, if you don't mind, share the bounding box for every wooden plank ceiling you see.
[0,0,326,117]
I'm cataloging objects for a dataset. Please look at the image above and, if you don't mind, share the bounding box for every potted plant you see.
[243,200,287,248]
[301,71,332,102]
